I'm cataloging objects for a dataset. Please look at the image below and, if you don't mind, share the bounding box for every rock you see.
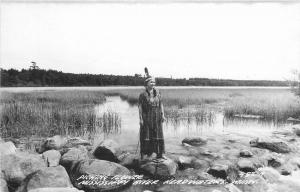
[69,159,132,192]
[117,152,139,169]
[177,168,214,180]
[140,158,178,179]
[288,157,300,169]
[207,164,228,179]
[1,153,47,190]
[293,128,300,136]
[64,137,91,148]
[207,162,239,181]
[93,139,120,162]
[236,174,268,192]
[60,146,89,172]
[237,159,255,172]
[198,149,219,159]
[196,172,215,180]
[28,188,84,192]
[258,167,280,183]
[38,136,91,154]
[177,156,195,170]
[239,150,253,158]
[17,165,73,192]
[250,138,291,153]
[42,150,61,167]
[267,157,283,168]
[182,137,207,146]
[38,135,67,153]
[0,141,16,156]
[176,168,200,180]
[191,159,210,170]
[278,164,294,175]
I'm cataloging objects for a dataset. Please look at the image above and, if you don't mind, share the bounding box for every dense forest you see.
[0,67,288,87]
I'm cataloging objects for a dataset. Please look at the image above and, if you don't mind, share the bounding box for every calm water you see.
[0,86,291,150]
[94,96,290,147]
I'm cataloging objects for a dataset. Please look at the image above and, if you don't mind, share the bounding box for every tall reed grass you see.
[224,92,300,123]
[0,91,121,139]
[164,106,216,127]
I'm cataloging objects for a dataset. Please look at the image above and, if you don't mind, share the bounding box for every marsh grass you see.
[0,91,121,138]
[224,91,300,123]
[2,87,299,140]
[165,105,216,127]
[99,110,121,134]
[103,87,300,124]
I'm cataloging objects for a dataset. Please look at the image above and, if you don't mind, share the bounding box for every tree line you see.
[0,68,288,87]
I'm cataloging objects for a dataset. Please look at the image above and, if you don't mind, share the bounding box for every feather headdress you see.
[144,67,150,78]
[144,67,155,85]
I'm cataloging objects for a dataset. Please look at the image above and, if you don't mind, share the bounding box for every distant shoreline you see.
[1,68,290,87]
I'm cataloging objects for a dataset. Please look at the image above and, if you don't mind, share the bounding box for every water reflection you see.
[94,96,290,144]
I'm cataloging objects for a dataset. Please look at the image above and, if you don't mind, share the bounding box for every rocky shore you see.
[1,125,300,192]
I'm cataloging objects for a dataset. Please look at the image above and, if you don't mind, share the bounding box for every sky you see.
[1,3,300,80]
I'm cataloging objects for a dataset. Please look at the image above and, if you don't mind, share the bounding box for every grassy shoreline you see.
[1,88,300,140]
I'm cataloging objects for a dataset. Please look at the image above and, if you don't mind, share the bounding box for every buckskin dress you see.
[139,89,165,157]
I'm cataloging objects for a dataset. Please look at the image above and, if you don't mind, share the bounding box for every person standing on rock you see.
[138,68,166,160]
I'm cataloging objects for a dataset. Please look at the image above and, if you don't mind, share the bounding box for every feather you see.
[144,67,150,78]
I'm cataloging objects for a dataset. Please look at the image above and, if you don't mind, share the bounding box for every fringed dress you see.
[139,89,165,157]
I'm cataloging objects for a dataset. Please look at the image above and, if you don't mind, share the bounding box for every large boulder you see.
[258,167,280,183]
[93,139,120,162]
[42,150,61,167]
[294,128,300,136]
[207,161,239,181]
[38,136,91,154]
[176,168,215,180]
[182,137,207,146]
[287,157,300,170]
[28,188,84,192]
[239,149,253,158]
[177,156,196,170]
[0,141,16,156]
[117,152,139,169]
[140,158,178,179]
[38,135,67,153]
[236,174,269,192]
[17,165,73,192]
[60,146,89,172]
[1,153,47,190]
[69,159,132,192]
[277,163,294,175]
[191,159,210,171]
[237,159,255,173]
[64,137,92,149]
[250,138,291,153]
